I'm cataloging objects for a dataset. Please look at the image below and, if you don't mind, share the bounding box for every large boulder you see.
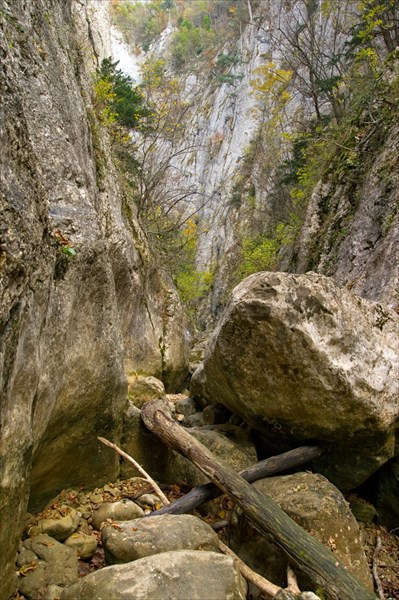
[194,272,398,490]
[102,514,219,564]
[61,550,247,600]
[229,472,373,592]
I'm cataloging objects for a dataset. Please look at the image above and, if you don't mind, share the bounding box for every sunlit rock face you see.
[294,125,399,309]
[196,272,398,491]
[143,1,398,321]
[0,1,189,597]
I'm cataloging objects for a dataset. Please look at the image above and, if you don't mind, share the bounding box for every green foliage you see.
[171,19,215,69]
[175,269,214,306]
[95,58,150,130]
[276,133,311,186]
[61,246,77,258]
[170,219,214,315]
[213,52,242,85]
[54,230,77,258]
[93,77,118,127]
[216,72,243,86]
[350,0,399,54]
[217,53,241,68]
[110,0,170,50]
[236,234,279,279]
[250,62,293,106]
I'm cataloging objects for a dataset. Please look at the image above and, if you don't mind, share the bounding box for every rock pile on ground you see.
[16,467,391,599]
[14,273,399,599]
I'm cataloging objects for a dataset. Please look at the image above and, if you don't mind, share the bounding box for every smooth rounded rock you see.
[61,550,247,600]
[135,494,164,509]
[28,507,80,541]
[102,514,219,564]
[64,532,98,559]
[127,375,165,408]
[173,395,197,417]
[91,499,144,530]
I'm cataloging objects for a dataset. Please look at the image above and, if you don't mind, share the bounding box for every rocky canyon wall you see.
[0,1,189,597]
[144,0,398,320]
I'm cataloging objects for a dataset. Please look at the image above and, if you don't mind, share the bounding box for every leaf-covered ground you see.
[14,478,399,599]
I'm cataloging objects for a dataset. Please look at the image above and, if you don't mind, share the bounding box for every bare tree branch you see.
[98,436,170,506]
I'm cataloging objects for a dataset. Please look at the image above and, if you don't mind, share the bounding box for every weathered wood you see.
[218,539,281,598]
[98,436,169,505]
[150,445,322,516]
[141,400,376,600]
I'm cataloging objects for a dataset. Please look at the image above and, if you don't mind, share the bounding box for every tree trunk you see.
[141,400,376,600]
[150,445,322,516]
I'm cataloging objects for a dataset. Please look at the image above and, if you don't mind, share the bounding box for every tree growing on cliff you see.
[95,58,150,129]
[257,0,355,124]
[132,57,206,231]
[353,0,399,54]
[110,0,172,51]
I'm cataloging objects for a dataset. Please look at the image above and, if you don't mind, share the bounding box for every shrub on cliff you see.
[94,58,150,130]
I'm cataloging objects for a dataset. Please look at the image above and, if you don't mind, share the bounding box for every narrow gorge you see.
[0,1,398,599]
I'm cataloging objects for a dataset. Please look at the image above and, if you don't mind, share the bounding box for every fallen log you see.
[150,445,322,516]
[141,399,376,600]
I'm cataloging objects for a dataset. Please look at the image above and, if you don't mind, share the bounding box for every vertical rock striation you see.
[143,1,398,319]
[0,1,189,597]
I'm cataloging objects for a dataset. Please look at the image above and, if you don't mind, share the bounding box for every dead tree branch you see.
[141,400,377,600]
[150,445,322,516]
[98,436,170,506]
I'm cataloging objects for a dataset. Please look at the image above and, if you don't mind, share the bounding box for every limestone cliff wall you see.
[292,123,399,308]
[144,0,398,320]
[0,1,189,597]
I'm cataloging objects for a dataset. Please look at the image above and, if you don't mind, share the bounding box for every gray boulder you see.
[61,550,247,600]
[102,514,219,564]
[173,395,198,417]
[127,375,165,408]
[230,472,373,591]
[91,499,144,530]
[196,271,398,489]
[17,534,78,599]
[28,507,79,541]
[184,412,207,427]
